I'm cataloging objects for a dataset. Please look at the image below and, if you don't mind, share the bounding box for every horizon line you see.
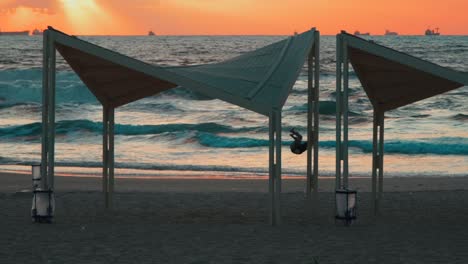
[29,33,468,37]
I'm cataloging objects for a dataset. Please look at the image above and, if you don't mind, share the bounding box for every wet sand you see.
[1,171,468,263]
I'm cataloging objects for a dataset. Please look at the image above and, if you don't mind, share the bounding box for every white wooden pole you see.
[372,111,378,215]
[342,39,349,189]
[46,33,56,190]
[268,112,275,225]
[372,111,385,215]
[378,112,385,206]
[41,30,50,189]
[274,109,282,225]
[307,42,314,198]
[108,107,115,209]
[312,31,320,200]
[103,106,109,208]
[335,34,342,189]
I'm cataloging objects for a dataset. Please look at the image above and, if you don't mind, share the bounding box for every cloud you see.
[0,0,59,14]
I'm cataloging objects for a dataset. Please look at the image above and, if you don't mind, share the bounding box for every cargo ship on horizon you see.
[32,29,43,35]
[384,29,398,36]
[0,30,30,36]
[354,31,370,36]
[425,27,440,36]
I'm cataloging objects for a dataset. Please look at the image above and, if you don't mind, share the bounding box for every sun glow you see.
[0,0,467,35]
[60,0,114,34]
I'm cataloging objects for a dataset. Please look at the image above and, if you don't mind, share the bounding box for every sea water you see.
[0,35,466,177]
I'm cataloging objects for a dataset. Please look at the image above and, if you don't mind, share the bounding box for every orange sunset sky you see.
[1,0,467,35]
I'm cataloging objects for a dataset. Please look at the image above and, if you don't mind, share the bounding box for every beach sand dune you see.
[1,172,468,263]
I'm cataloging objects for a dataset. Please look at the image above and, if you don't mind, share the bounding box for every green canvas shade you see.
[335,31,468,214]
[41,27,321,225]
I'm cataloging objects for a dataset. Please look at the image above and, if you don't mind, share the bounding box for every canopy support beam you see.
[47,31,56,190]
[109,108,115,208]
[269,109,282,226]
[342,39,350,189]
[335,34,342,190]
[41,30,56,194]
[336,33,350,191]
[103,106,115,209]
[103,106,108,207]
[307,31,320,202]
[38,29,56,223]
[41,30,50,191]
[372,111,385,215]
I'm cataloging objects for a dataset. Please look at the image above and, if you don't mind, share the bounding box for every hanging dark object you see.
[289,128,308,154]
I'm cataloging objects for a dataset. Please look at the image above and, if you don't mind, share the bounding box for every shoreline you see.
[2,170,468,193]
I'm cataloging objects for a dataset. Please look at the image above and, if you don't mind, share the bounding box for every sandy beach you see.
[1,171,468,263]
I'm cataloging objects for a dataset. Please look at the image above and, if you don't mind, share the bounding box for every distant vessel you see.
[148,31,156,36]
[425,27,440,36]
[354,31,370,36]
[32,29,43,35]
[384,30,398,36]
[0,29,29,36]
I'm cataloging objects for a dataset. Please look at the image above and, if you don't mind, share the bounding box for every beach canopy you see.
[335,31,468,214]
[344,33,468,112]
[41,27,320,226]
[54,28,315,116]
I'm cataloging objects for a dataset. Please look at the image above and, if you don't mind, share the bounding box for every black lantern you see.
[335,189,357,225]
[31,165,54,223]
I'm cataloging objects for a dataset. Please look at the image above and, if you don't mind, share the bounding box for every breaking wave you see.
[197,133,468,155]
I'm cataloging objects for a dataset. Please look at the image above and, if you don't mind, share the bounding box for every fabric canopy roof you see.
[52,27,316,116]
[342,33,468,112]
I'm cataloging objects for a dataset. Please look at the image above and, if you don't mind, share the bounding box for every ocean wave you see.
[0,69,98,104]
[410,114,431,118]
[160,86,213,100]
[288,100,336,115]
[287,100,361,116]
[0,120,258,139]
[5,159,467,178]
[0,69,215,105]
[197,133,268,148]
[196,133,468,155]
[8,160,297,175]
[348,138,468,155]
[62,161,269,174]
[0,68,43,81]
[298,67,358,78]
[121,101,184,113]
[3,120,465,155]
[0,102,38,110]
[452,113,468,121]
